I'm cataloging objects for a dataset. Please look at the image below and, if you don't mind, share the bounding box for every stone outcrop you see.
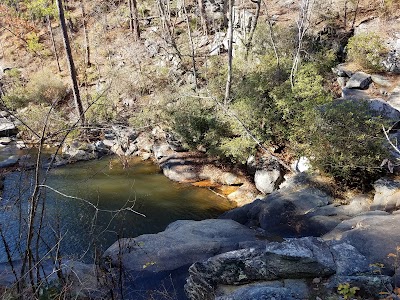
[221,173,341,237]
[345,71,372,89]
[324,211,400,274]
[103,219,261,274]
[102,219,262,298]
[185,237,388,300]
[371,178,400,211]
[0,117,17,137]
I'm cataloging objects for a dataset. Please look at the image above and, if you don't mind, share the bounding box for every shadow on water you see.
[0,156,235,263]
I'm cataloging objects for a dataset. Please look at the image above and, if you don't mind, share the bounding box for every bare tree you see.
[224,0,234,105]
[56,0,85,125]
[128,0,140,41]
[183,0,198,90]
[80,0,91,67]
[263,0,280,68]
[197,0,209,35]
[290,0,314,89]
[157,0,182,61]
[244,0,261,59]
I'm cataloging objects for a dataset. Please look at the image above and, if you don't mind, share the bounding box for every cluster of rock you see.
[0,111,24,171]
[98,172,400,299]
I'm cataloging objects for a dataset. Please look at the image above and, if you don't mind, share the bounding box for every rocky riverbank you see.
[98,172,400,299]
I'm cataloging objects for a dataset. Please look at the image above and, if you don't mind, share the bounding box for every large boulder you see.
[254,159,284,194]
[371,178,400,211]
[200,165,244,186]
[160,155,202,182]
[185,237,335,300]
[103,219,260,273]
[103,219,261,298]
[185,236,387,300]
[332,98,400,121]
[221,173,337,237]
[341,87,370,100]
[226,183,259,206]
[324,211,400,274]
[62,141,98,162]
[215,282,309,300]
[0,118,17,137]
[345,72,372,89]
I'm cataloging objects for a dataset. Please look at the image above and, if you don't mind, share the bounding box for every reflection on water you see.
[0,156,234,262]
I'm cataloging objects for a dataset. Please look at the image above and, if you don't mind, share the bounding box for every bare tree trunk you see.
[80,0,91,67]
[222,0,228,28]
[157,0,182,61]
[290,0,313,89]
[244,0,261,59]
[263,0,280,68]
[132,0,140,40]
[128,0,140,40]
[128,0,134,31]
[198,0,209,35]
[224,0,234,105]
[183,0,198,90]
[57,0,85,125]
[350,0,360,30]
[47,16,61,72]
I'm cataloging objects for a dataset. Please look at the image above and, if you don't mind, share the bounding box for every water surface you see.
[0,156,235,262]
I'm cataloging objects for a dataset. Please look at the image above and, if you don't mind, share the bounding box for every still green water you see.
[0,156,235,262]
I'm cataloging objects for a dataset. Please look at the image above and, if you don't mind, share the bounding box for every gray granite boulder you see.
[221,173,336,237]
[341,87,370,100]
[346,72,372,89]
[103,219,261,274]
[0,155,19,168]
[215,283,306,300]
[324,211,400,274]
[0,118,17,137]
[103,219,262,299]
[185,237,336,300]
[371,178,400,211]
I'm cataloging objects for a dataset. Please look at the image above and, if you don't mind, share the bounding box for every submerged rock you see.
[0,155,19,168]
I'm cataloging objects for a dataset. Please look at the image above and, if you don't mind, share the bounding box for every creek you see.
[0,155,235,263]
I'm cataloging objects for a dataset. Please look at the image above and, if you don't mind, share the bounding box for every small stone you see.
[0,137,12,145]
[313,277,321,284]
[141,152,151,160]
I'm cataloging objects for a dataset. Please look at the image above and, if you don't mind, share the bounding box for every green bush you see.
[86,92,116,125]
[304,100,391,190]
[2,69,67,109]
[167,97,228,150]
[26,69,67,105]
[347,33,388,71]
[17,104,68,141]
